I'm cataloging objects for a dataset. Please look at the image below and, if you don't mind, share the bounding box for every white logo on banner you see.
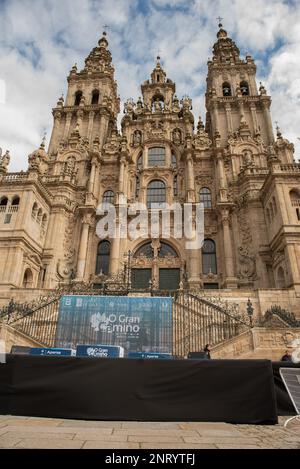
[90,313,140,334]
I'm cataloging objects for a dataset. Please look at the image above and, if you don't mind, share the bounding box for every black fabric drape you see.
[0,356,278,424]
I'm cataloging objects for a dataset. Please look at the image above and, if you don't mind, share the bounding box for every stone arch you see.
[32,202,38,219]
[74,90,83,106]
[0,196,8,208]
[91,89,100,105]
[22,268,34,288]
[277,266,286,289]
[11,195,20,206]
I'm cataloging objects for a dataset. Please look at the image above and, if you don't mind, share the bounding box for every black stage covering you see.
[0,355,278,424]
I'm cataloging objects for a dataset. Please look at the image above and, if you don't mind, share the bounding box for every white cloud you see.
[0,0,300,171]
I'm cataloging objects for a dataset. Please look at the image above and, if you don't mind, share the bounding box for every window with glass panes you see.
[202,239,217,275]
[200,188,212,209]
[148,147,165,167]
[147,180,166,208]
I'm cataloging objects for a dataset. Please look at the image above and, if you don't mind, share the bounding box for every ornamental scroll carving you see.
[237,208,257,280]
[57,214,77,280]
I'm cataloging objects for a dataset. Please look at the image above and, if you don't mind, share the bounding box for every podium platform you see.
[0,355,281,424]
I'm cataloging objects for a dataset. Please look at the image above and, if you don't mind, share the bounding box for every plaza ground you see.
[0,415,299,449]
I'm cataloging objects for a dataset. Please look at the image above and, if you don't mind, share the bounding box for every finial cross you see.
[217,16,223,25]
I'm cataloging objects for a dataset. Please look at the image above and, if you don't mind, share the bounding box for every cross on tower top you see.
[217,16,223,27]
[103,24,109,35]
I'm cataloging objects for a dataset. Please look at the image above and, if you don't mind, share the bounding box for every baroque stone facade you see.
[0,25,300,303]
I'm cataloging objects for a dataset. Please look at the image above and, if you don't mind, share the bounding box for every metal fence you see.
[1,289,251,356]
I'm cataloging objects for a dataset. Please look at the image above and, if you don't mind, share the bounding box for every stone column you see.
[76,214,92,280]
[99,110,109,148]
[109,223,120,276]
[250,103,258,131]
[119,156,126,194]
[48,111,61,155]
[211,102,219,133]
[186,154,195,203]
[225,103,233,134]
[261,100,274,144]
[88,158,97,194]
[63,112,72,141]
[285,243,300,288]
[187,247,201,288]
[87,111,95,143]
[221,209,237,288]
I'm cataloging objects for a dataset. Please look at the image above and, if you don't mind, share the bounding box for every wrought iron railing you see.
[173,291,250,356]
[0,288,252,354]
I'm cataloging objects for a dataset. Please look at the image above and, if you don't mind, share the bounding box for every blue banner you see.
[30,348,74,357]
[76,344,124,358]
[55,296,173,355]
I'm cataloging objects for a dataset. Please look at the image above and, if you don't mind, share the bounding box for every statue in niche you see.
[65,156,76,175]
[133,130,142,146]
[154,98,162,112]
[172,128,182,145]
[242,149,254,167]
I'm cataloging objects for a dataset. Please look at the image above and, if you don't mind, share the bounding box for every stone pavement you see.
[0,415,299,449]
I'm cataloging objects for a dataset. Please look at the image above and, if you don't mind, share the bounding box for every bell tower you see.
[206,22,274,148]
[48,32,120,155]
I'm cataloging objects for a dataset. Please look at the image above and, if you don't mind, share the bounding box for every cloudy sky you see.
[0,0,300,171]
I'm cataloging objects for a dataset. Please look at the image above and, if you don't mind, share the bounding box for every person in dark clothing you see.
[203,344,211,359]
[281,350,292,362]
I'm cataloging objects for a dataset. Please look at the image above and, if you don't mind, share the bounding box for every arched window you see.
[240,81,249,96]
[171,153,177,167]
[200,188,212,209]
[222,82,231,96]
[0,197,8,207]
[277,266,285,289]
[202,239,217,275]
[11,196,20,206]
[32,203,38,219]
[102,190,114,204]
[37,209,42,224]
[148,147,165,167]
[96,240,110,275]
[158,242,178,257]
[135,176,140,198]
[147,180,166,208]
[41,214,47,230]
[91,90,100,105]
[134,243,153,258]
[290,189,300,204]
[74,91,83,106]
[137,154,143,170]
[23,268,33,288]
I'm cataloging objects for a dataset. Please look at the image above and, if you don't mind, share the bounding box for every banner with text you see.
[56,296,173,355]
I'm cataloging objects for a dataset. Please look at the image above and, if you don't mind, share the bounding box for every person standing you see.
[203,344,211,359]
[281,350,292,362]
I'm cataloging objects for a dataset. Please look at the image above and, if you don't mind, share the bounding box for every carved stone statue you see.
[133,130,142,146]
[242,149,253,167]
[173,128,182,145]
[0,149,10,171]
[154,98,162,112]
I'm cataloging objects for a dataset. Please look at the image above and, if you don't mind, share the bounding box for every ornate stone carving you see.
[0,149,10,172]
[237,208,257,280]
[132,130,142,147]
[57,214,77,280]
[172,128,182,145]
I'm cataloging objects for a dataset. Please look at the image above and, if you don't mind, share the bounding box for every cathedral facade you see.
[0,25,300,303]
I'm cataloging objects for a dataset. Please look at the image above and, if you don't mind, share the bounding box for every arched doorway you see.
[131,240,182,291]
